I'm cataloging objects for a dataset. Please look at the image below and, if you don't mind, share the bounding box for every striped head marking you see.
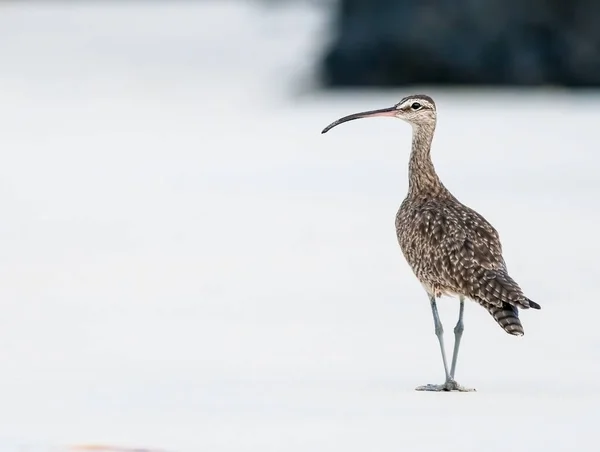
[393,94,437,126]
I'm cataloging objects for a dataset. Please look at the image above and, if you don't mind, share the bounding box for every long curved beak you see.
[321,106,397,134]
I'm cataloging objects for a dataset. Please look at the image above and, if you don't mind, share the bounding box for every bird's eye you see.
[411,102,422,110]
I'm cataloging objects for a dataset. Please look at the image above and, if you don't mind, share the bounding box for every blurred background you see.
[322,0,600,87]
[0,1,598,452]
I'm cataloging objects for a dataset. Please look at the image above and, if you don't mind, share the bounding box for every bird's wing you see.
[415,202,504,299]
[421,202,504,271]
[446,205,535,308]
[418,201,534,309]
[451,204,504,271]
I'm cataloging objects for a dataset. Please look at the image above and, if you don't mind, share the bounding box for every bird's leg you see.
[450,296,465,379]
[430,295,451,381]
[415,295,475,392]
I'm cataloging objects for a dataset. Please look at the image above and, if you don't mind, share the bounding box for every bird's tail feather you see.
[525,297,541,310]
[485,302,524,336]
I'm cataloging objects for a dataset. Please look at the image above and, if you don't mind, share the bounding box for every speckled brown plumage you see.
[394,94,540,336]
[321,94,540,391]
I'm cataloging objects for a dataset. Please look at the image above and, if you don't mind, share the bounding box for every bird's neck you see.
[408,122,444,195]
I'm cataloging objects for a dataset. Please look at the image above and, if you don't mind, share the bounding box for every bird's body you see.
[322,94,540,391]
[396,184,540,336]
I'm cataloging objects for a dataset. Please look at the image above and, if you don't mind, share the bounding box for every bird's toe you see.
[415,380,476,392]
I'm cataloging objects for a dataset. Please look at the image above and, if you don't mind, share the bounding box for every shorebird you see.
[321,94,540,392]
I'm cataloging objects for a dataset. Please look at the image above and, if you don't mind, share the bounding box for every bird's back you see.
[396,191,540,335]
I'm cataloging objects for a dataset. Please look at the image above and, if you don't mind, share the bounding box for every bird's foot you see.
[415,379,475,392]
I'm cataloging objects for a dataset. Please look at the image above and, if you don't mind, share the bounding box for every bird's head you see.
[321,94,436,134]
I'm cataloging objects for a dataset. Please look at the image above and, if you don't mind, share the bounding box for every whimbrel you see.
[321,94,540,392]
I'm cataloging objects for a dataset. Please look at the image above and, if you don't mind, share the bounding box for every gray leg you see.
[450,296,465,379]
[416,295,475,392]
[430,295,450,381]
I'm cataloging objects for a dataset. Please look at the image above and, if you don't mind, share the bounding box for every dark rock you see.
[321,0,600,87]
